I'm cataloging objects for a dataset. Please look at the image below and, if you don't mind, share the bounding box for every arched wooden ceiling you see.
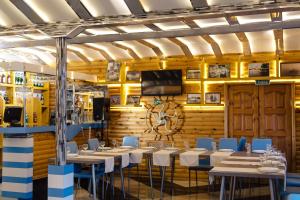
[0,0,300,66]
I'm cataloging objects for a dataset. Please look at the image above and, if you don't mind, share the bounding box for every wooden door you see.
[228,85,259,138]
[259,84,292,167]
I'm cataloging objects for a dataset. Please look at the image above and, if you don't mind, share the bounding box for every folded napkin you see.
[129,149,150,164]
[210,151,233,166]
[75,155,114,173]
[153,150,177,167]
[179,150,206,167]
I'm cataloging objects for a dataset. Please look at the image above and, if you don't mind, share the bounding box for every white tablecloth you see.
[179,150,207,167]
[153,150,177,167]
[73,155,114,173]
[210,151,233,166]
[129,149,151,164]
[94,151,129,168]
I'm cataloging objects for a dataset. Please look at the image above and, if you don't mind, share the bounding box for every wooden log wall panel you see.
[295,110,300,172]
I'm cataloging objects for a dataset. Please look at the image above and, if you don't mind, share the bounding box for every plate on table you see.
[252,150,266,154]
[258,167,280,173]
[143,146,156,149]
[219,149,234,152]
[192,148,207,151]
[165,147,179,151]
[67,153,78,157]
[120,146,135,149]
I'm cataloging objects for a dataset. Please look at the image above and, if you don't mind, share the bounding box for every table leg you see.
[269,179,275,200]
[110,173,114,199]
[120,166,126,199]
[92,164,97,200]
[170,157,175,195]
[220,176,225,200]
[160,166,166,199]
[230,177,236,200]
[148,157,153,199]
[229,177,233,200]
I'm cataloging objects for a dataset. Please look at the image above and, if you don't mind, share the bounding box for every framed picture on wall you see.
[127,95,140,106]
[187,93,201,104]
[248,63,269,77]
[205,92,221,104]
[208,64,230,78]
[110,95,121,105]
[126,71,141,81]
[280,63,300,76]
[106,61,121,81]
[186,69,201,80]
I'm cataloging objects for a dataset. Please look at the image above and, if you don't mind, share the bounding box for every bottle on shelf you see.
[1,74,5,83]
[41,94,44,105]
[25,113,29,125]
[33,112,37,124]
[7,74,11,84]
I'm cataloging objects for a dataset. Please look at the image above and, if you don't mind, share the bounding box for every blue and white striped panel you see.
[2,137,33,200]
[48,164,74,200]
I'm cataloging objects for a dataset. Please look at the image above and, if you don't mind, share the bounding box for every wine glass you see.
[100,141,105,150]
[112,139,117,149]
[82,144,88,151]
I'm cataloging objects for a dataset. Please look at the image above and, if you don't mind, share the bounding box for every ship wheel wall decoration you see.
[144,96,184,141]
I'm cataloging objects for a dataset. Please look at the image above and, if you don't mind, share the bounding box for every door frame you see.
[225,83,296,171]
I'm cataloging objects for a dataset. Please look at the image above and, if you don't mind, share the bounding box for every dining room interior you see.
[0,0,300,200]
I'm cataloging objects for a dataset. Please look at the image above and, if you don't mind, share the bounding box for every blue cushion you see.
[287,178,300,187]
[219,138,238,151]
[238,137,247,151]
[287,173,300,179]
[288,194,300,200]
[123,136,139,148]
[252,138,272,151]
[67,141,78,154]
[196,138,213,150]
[88,138,100,150]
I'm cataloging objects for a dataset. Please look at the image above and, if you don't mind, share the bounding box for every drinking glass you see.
[100,141,105,150]
[82,144,88,151]
[112,139,117,149]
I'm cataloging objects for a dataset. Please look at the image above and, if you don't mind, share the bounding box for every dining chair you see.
[251,138,272,151]
[122,136,140,195]
[122,136,139,147]
[88,138,100,151]
[67,141,107,199]
[188,138,213,192]
[287,194,300,200]
[237,136,247,151]
[219,138,238,151]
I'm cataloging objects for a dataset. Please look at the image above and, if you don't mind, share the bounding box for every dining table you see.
[209,152,286,200]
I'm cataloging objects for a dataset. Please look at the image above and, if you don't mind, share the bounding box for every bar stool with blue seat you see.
[122,136,140,194]
[67,141,106,199]
[88,138,100,151]
[252,138,272,152]
[188,138,214,191]
[219,138,238,151]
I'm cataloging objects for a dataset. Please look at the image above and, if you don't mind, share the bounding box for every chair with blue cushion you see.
[188,138,214,192]
[67,141,107,199]
[122,136,140,194]
[88,138,100,151]
[252,138,272,152]
[287,194,300,200]
[123,136,139,147]
[219,138,238,151]
[237,136,247,151]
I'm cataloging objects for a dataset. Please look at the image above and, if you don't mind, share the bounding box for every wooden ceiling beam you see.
[82,44,113,61]
[137,40,163,57]
[201,35,222,57]
[65,0,93,20]
[168,38,193,58]
[274,29,284,55]
[124,0,146,16]
[226,16,251,56]
[112,43,140,60]
[67,48,90,63]
[190,0,209,10]
[10,0,44,24]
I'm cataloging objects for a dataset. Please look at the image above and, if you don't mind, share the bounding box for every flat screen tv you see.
[141,70,182,96]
